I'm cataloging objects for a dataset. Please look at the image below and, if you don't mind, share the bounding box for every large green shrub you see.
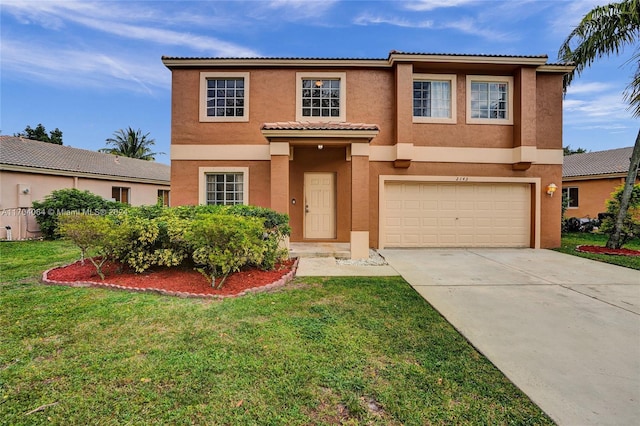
[187,214,266,288]
[600,184,640,247]
[33,188,124,239]
[114,209,191,273]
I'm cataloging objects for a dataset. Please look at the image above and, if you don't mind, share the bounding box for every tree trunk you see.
[606,129,640,249]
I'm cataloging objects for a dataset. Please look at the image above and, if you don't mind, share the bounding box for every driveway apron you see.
[379,248,640,426]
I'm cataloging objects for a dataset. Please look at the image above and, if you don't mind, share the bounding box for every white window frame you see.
[199,167,249,205]
[296,72,346,122]
[466,75,514,125]
[413,73,457,124]
[562,187,579,208]
[199,72,250,122]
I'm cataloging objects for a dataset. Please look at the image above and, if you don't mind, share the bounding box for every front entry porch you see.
[262,122,379,260]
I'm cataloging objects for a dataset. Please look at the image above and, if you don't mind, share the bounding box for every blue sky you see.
[1,0,637,165]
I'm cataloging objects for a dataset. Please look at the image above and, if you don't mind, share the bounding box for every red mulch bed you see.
[44,258,297,298]
[576,245,640,257]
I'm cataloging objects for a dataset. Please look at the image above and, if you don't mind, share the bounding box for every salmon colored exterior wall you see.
[562,177,639,219]
[166,55,569,251]
[0,170,170,240]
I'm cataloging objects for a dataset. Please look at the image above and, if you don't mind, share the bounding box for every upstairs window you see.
[466,75,513,125]
[413,74,457,123]
[199,72,249,122]
[296,72,346,122]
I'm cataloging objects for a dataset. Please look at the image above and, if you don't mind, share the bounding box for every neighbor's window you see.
[562,187,579,208]
[206,173,244,205]
[413,74,457,123]
[296,72,346,122]
[466,75,513,125]
[112,187,130,204]
[199,72,249,122]
[157,189,170,207]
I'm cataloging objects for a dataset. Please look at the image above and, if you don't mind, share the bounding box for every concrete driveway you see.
[379,248,640,426]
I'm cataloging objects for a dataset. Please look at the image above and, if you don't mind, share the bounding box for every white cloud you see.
[353,13,433,28]
[1,0,259,56]
[441,18,511,41]
[1,39,169,95]
[565,82,614,95]
[266,0,339,19]
[404,0,477,12]
[563,93,633,130]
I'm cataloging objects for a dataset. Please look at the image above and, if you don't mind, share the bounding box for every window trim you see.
[295,72,346,122]
[199,72,250,122]
[562,187,579,208]
[157,189,170,207]
[199,167,249,205]
[412,73,457,124]
[466,75,514,125]
[112,186,130,204]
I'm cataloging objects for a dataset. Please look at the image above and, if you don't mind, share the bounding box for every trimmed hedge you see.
[59,204,291,287]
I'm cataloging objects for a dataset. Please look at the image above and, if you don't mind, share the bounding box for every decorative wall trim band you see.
[172,144,563,165]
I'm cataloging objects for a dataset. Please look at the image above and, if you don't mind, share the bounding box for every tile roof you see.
[0,136,170,183]
[162,52,555,62]
[261,121,379,131]
[563,146,634,178]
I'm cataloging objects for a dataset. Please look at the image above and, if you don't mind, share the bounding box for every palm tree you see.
[558,0,640,249]
[100,127,163,161]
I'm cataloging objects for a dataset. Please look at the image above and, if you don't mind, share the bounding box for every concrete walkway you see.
[379,248,640,426]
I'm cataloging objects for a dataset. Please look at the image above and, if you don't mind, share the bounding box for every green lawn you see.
[555,232,640,270]
[0,240,553,425]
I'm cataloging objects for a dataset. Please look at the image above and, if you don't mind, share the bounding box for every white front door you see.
[304,172,336,239]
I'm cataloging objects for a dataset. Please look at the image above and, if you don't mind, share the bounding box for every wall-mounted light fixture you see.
[546,183,558,196]
[318,144,323,150]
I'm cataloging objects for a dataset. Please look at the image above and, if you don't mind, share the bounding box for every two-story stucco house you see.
[163,51,573,259]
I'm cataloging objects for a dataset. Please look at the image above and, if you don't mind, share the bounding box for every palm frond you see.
[558,0,640,116]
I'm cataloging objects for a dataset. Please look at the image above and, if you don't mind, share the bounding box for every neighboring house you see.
[163,51,572,258]
[0,136,171,240]
[562,146,638,219]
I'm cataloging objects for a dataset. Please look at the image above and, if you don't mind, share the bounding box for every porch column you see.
[269,142,290,216]
[350,142,370,260]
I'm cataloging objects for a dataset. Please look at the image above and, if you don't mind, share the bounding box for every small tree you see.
[600,184,640,247]
[58,214,129,279]
[58,214,102,265]
[14,123,63,145]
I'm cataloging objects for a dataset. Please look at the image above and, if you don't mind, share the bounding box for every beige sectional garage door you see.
[383,182,531,247]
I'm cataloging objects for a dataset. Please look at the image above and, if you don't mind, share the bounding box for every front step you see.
[289,242,350,259]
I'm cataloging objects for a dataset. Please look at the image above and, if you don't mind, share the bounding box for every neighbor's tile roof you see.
[563,147,634,178]
[261,121,379,131]
[0,136,170,182]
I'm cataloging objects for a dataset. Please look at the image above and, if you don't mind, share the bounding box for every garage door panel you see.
[383,182,530,248]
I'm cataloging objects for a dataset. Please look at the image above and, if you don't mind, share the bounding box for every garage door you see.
[383,182,531,247]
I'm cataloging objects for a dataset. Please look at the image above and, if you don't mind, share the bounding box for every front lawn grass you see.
[1,240,553,425]
[555,232,640,270]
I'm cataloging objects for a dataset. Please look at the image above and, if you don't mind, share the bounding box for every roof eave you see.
[162,57,390,69]
[388,53,549,66]
[261,129,379,139]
